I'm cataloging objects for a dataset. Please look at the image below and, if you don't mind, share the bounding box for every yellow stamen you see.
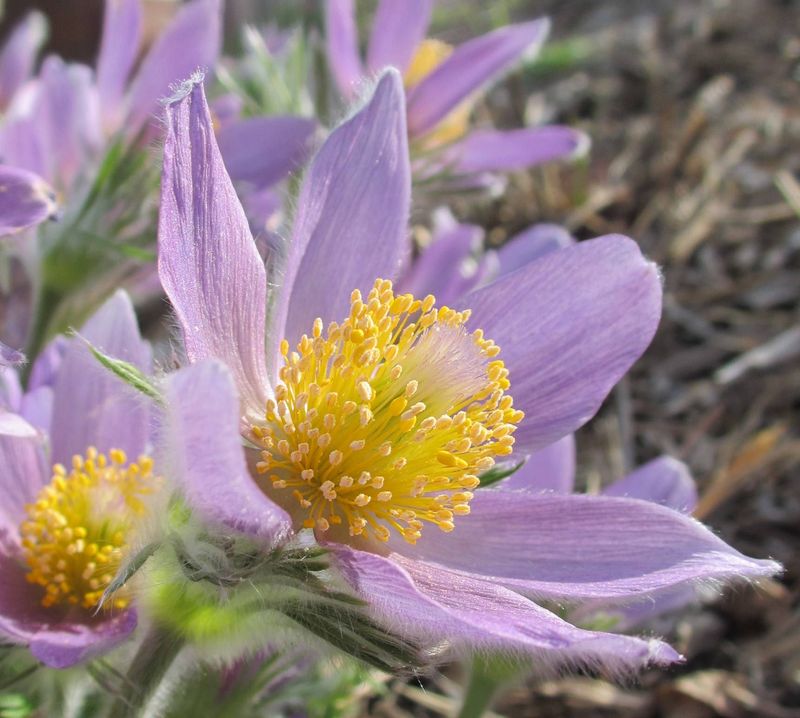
[20,447,159,610]
[249,279,522,545]
[404,38,474,148]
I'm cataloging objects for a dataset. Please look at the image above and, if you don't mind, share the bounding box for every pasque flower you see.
[157,71,779,672]
[0,289,278,669]
[324,0,586,183]
[0,292,151,667]
[0,0,222,190]
[398,209,576,306]
[0,164,57,240]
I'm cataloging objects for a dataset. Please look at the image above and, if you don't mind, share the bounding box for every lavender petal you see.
[407,19,549,137]
[461,235,662,454]
[158,77,271,417]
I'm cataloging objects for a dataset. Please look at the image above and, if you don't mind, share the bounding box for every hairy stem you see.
[106,624,184,718]
[457,655,509,718]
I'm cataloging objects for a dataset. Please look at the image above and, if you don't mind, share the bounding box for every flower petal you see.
[126,0,221,131]
[496,435,575,493]
[27,335,68,391]
[444,126,589,174]
[0,11,47,109]
[406,19,549,137]
[0,81,51,179]
[158,77,270,416]
[603,456,698,513]
[163,362,292,544]
[0,414,47,534]
[28,610,137,669]
[0,165,57,236]
[324,0,364,98]
[0,340,25,368]
[366,0,432,74]
[96,0,142,127]
[217,115,316,189]
[399,490,780,601]
[38,57,102,187]
[461,235,662,453]
[0,550,137,668]
[396,209,484,304]
[50,290,151,466]
[572,585,701,633]
[275,70,410,363]
[19,386,53,434]
[495,223,575,278]
[0,367,23,411]
[332,545,678,671]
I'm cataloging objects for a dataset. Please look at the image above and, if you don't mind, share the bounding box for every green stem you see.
[106,625,184,718]
[22,284,63,383]
[457,656,503,718]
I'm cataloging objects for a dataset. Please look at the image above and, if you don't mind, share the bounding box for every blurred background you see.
[1,1,798,716]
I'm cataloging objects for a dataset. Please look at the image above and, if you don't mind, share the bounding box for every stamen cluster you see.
[250,279,522,544]
[20,448,158,610]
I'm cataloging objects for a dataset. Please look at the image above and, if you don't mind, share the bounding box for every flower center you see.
[20,448,159,610]
[404,39,454,89]
[249,279,522,545]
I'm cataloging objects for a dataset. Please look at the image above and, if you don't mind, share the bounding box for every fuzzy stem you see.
[106,624,184,718]
[457,655,508,718]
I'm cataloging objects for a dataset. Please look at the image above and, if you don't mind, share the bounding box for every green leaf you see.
[82,338,163,405]
[477,460,525,489]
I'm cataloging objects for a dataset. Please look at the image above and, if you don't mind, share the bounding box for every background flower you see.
[324,0,587,187]
[0,291,149,668]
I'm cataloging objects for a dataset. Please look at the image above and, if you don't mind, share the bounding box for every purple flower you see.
[0,11,47,111]
[398,210,576,305]
[157,72,779,673]
[0,290,268,669]
[0,292,150,667]
[323,1,587,182]
[0,0,223,188]
[0,165,57,238]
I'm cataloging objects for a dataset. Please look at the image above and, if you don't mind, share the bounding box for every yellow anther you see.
[437,450,469,469]
[357,381,373,402]
[388,396,407,416]
[249,279,520,544]
[354,493,371,507]
[341,400,356,415]
[21,448,159,610]
[329,450,344,466]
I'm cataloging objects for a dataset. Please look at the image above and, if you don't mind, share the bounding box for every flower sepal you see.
[475,459,526,490]
[82,336,164,406]
[127,515,424,673]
